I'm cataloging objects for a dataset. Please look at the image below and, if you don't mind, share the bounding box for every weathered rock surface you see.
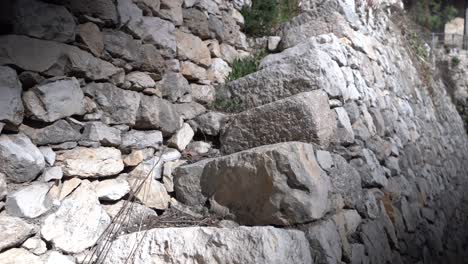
[306,219,343,264]
[0,134,45,183]
[22,77,85,123]
[12,0,76,42]
[128,176,170,210]
[121,130,163,151]
[201,142,330,225]
[0,248,43,264]
[0,215,35,252]
[135,95,182,135]
[221,91,337,154]
[0,35,121,80]
[173,159,213,206]
[176,31,211,66]
[82,122,121,147]
[95,178,130,201]
[20,120,82,146]
[103,226,312,264]
[0,66,24,126]
[57,147,124,178]
[5,183,52,218]
[83,82,141,126]
[78,22,105,57]
[157,72,191,103]
[168,123,194,150]
[41,181,111,253]
[61,0,118,24]
[0,172,6,200]
[128,17,176,56]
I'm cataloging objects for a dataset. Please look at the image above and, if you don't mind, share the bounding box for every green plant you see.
[209,98,243,112]
[451,56,460,67]
[408,0,458,31]
[241,0,299,36]
[227,51,267,81]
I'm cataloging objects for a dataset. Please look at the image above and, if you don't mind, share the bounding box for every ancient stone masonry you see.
[0,0,467,263]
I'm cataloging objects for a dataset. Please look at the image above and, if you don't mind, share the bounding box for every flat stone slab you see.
[103,226,312,264]
[221,91,336,154]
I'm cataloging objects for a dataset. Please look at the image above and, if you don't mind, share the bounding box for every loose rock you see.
[5,183,53,218]
[0,215,35,252]
[0,66,24,126]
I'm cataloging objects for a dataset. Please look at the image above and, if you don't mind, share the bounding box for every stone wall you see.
[0,0,467,263]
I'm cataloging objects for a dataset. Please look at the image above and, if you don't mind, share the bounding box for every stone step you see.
[102,226,312,264]
[174,142,330,226]
[220,90,337,154]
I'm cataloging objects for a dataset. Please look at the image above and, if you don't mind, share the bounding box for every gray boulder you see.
[158,72,191,103]
[57,147,124,178]
[41,181,111,253]
[83,82,141,126]
[350,149,388,188]
[173,159,213,206]
[135,95,182,136]
[0,133,45,183]
[157,0,183,25]
[127,16,176,57]
[219,42,345,110]
[306,219,343,264]
[121,130,163,151]
[23,77,85,122]
[12,0,76,42]
[5,183,53,218]
[82,122,121,147]
[183,8,211,39]
[201,142,330,225]
[103,226,312,264]
[361,220,393,264]
[328,154,362,208]
[0,172,6,200]
[193,112,226,136]
[0,66,23,126]
[0,215,35,252]
[20,120,82,146]
[61,0,118,24]
[0,35,122,81]
[221,91,337,154]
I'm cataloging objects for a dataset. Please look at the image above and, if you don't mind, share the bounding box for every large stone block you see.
[103,226,312,264]
[0,66,23,126]
[221,91,336,154]
[0,133,45,183]
[0,35,121,81]
[201,142,330,225]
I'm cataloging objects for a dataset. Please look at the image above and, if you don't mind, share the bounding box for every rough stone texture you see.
[22,237,47,255]
[201,142,330,225]
[350,149,388,188]
[128,176,170,210]
[12,0,76,42]
[57,147,124,178]
[61,0,117,24]
[176,30,211,66]
[78,22,104,56]
[20,120,82,146]
[103,227,312,264]
[328,155,362,208]
[306,219,343,264]
[0,133,45,183]
[0,248,43,264]
[41,181,111,254]
[158,72,191,103]
[5,183,52,218]
[42,166,63,182]
[157,0,183,25]
[173,159,212,206]
[0,172,6,200]
[135,95,182,135]
[83,82,141,126]
[193,112,226,136]
[23,77,85,123]
[82,122,121,147]
[0,35,121,81]
[168,123,194,151]
[124,71,156,91]
[121,130,163,151]
[39,147,55,166]
[128,17,176,56]
[218,40,346,110]
[103,200,157,232]
[0,66,24,126]
[221,91,337,154]
[95,178,130,201]
[183,8,211,39]
[0,215,35,252]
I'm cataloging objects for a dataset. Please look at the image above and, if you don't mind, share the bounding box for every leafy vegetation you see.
[227,51,267,81]
[451,56,460,67]
[406,0,458,31]
[209,98,243,113]
[241,0,299,36]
